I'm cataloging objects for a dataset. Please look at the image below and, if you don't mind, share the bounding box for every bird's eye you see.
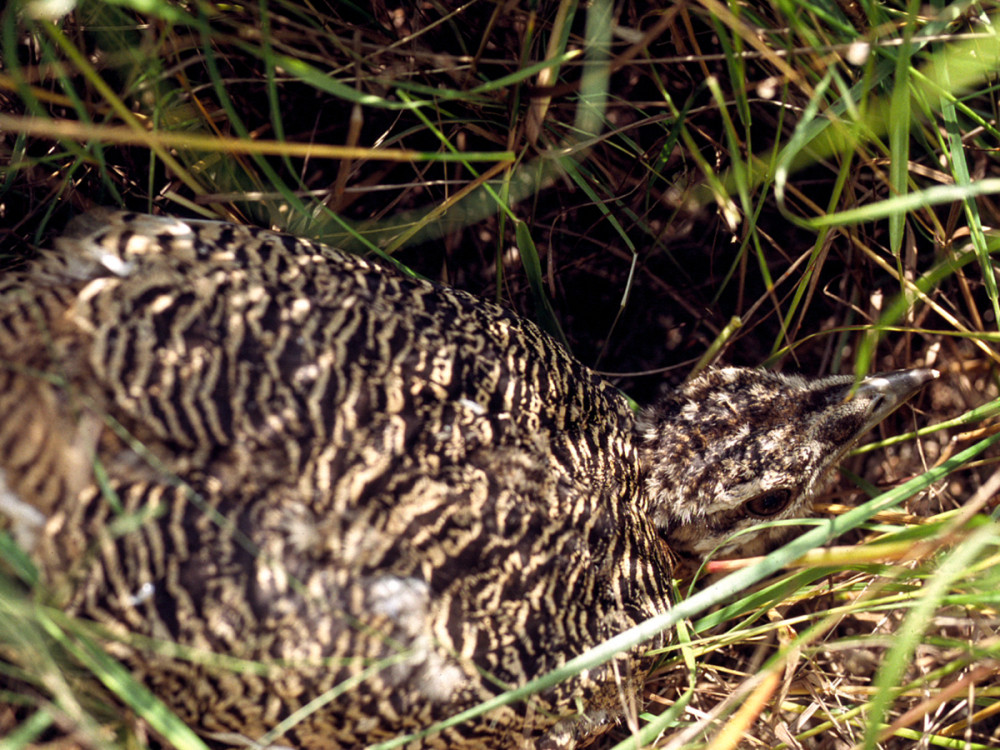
[744,489,793,518]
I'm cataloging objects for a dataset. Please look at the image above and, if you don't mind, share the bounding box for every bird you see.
[0,209,935,749]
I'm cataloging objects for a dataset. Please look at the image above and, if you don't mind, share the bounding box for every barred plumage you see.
[0,210,934,748]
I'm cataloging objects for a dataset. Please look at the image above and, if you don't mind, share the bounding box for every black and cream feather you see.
[0,210,934,748]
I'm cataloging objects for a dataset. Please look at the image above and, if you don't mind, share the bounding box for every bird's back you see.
[0,211,673,747]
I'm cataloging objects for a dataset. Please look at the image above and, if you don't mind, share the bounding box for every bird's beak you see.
[850,368,939,434]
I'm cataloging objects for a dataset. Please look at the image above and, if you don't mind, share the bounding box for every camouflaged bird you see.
[0,210,935,749]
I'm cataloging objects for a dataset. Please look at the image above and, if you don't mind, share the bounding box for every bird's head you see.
[637,367,937,559]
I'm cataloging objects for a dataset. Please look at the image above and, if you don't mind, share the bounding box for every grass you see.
[2,0,1000,747]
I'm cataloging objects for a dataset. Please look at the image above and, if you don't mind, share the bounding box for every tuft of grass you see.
[3,0,1000,747]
